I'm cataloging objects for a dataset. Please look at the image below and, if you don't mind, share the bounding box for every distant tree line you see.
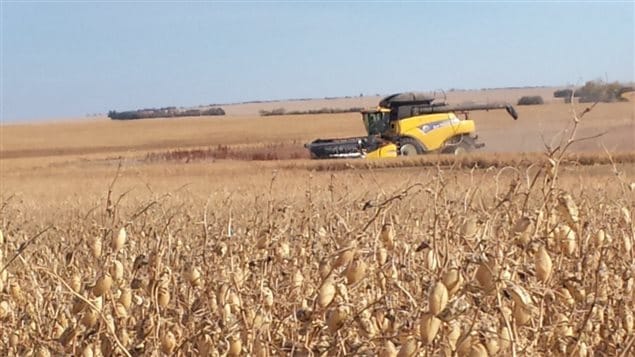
[517,96,544,105]
[554,81,633,103]
[108,107,225,120]
[259,107,363,117]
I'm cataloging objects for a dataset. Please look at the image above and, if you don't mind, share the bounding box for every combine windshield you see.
[362,111,389,135]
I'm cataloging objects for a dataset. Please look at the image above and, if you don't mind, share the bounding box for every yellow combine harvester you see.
[305,92,518,159]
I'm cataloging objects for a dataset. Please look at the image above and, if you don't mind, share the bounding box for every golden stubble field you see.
[0,91,634,356]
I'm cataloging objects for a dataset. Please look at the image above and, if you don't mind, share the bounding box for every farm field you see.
[0,91,634,356]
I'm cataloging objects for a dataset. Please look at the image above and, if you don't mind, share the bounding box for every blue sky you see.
[1,1,633,122]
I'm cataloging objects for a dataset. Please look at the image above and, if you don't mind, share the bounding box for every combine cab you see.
[305,92,518,159]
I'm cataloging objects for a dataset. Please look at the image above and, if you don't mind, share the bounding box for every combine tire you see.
[443,136,477,155]
[399,137,424,156]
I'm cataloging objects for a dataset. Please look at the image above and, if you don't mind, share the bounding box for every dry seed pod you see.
[535,245,553,283]
[555,287,575,306]
[221,303,232,324]
[512,216,531,234]
[484,335,499,355]
[374,311,389,333]
[358,317,377,338]
[376,247,388,265]
[0,300,11,319]
[262,287,274,308]
[217,284,229,305]
[554,313,573,338]
[425,249,438,271]
[228,335,242,356]
[157,286,170,308]
[623,234,633,253]
[334,248,355,269]
[558,193,579,226]
[292,269,304,290]
[186,266,202,287]
[622,206,632,225]
[345,259,367,285]
[255,235,268,249]
[456,333,475,356]
[475,259,497,293]
[89,237,102,258]
[468,342,489,357]
[380,224,395,250]
[335,282,349,302]
[397,336,417,357]
[103,314,115,334]
[81,344,94,357]
[508,283,532,307]
[35,346,51,357]
[623,311,633,333]
[380,340,398,357]
[197,334,213,356]
[228,290,241,310]
[160,331,176,354]
[119,327,130,346]
[9,280,23,302]
[518,228,533,246]
[51,322,64,339]
[81,309,98,328]
[252,312,267,329]
[558,225,577,256]
[388,263,399,281]
[9,332,19,348]
[420,313,441,344]
[119,288,132,309]
[447,322,461,351]
[114,302,128,318]
[462,217,478,238]
[253,336,268,357]
[100,336,113,356]
[547,158,557,178]
[429,281,449,315]
[326,305,348,333]
[512,303,532,325]
[319,260,331,279]
[92,295,103,310]
[570,341,589,357]
[71,298,86,314]
[442,268,464,296]
[215,242,228,257]
[110,260,124,281]
[564,279,585,303]
[93,273,113,297]
[318,279,336,308]
[70,274,82,293]
[498,326,511,352]
[112,227,126,252]
[276,241,290,260]
[595,229,606,246]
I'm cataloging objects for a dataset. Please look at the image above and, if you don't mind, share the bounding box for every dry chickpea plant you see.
[1,103,634,356]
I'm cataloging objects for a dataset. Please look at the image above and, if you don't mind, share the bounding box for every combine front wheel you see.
[399,137,424,156]
[443,136,478,155]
